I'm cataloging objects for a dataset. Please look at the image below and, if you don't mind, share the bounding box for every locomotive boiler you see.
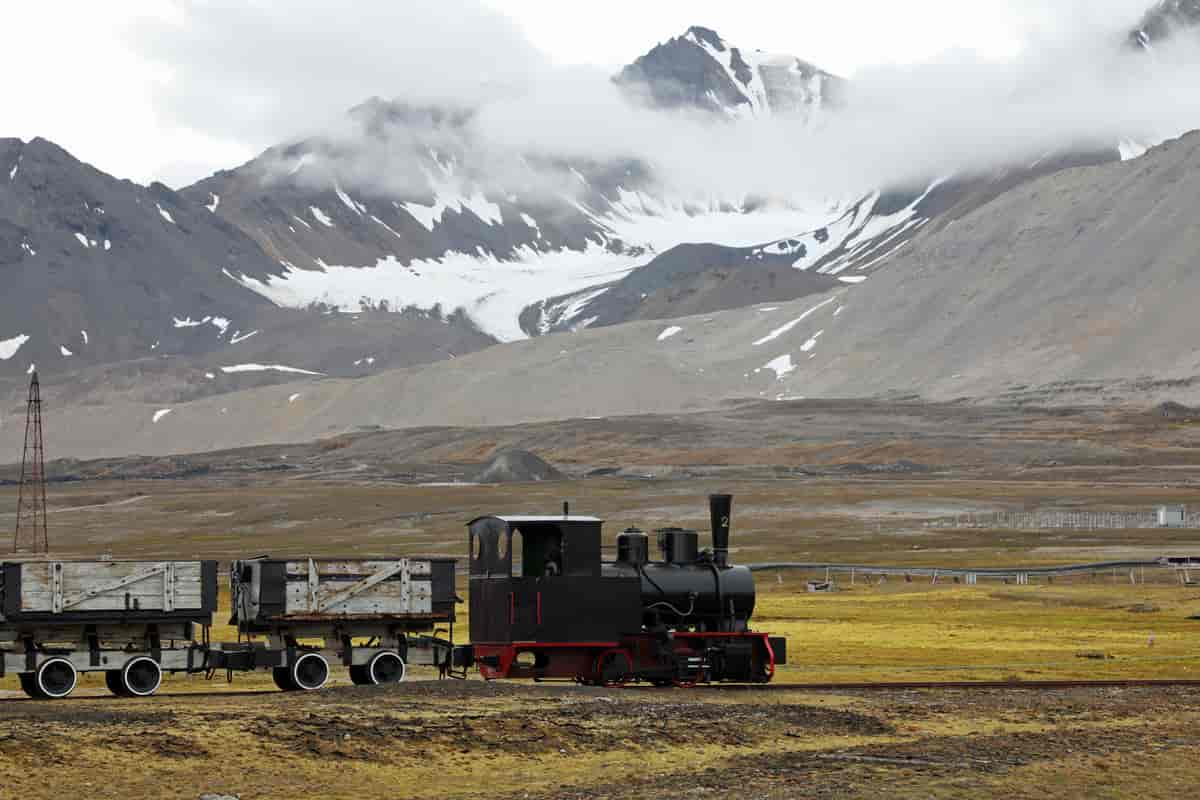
[603,494,756,632]
[459,494,785,686]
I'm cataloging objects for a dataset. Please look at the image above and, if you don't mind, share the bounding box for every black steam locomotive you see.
[458,494,785,686]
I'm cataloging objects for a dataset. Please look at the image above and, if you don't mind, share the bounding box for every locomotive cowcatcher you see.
[457,494,785,686]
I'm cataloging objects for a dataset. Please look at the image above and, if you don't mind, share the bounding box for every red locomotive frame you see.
[473,631,778,686]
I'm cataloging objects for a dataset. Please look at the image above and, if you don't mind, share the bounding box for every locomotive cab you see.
[467,515,642,652]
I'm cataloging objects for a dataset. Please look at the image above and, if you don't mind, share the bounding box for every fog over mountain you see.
[134,1,1200,202]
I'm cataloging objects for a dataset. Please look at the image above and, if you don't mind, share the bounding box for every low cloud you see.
[132,0,1200,205]
[131,0,544,154]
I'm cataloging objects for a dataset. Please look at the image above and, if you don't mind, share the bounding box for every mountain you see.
[185,23,1145,344]
[755,130,1200,404]
[0,136,495,383]
[0,137,278,376]
[615,26,844,117]
[1,26,924,387]
[1132,0,1200,46]
[0,10,1179,416]
[15,130,1200,462]
[177,30,931,343]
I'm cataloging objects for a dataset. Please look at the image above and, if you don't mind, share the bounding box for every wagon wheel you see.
[367,651,406,685]
[119,657,163,697]
[290,652,330,692]
[34,658,79,700]
[272,666,298,692]
[18,673,43,699]
[105,670,127,696]
[350,652,407,686]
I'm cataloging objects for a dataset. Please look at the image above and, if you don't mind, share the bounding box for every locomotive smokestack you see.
[709,494,732,567]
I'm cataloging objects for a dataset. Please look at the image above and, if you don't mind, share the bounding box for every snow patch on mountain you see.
[755,183,938,277]
[684,27,769,116]
[232,242,643,342]
[760,354,796,379]
[220,363,325,376]
[371,215,405,240]
[594,189,843,252]
[402,156,504,231]
[174,315,233,337]
[1119,140,1150,160]
[753,296,840,346]
[335,183,366,216]
[0,334,30,360]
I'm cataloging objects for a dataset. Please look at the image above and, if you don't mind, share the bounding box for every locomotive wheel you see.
[36,657,79,699]
[18,672,44,699]
[120,657,163,697]
[272,666,298,692]
[105,670,128,696]
[594,650,632,687]
[368,651,406,685]
[290,652,330,692]
[348,665,371,686]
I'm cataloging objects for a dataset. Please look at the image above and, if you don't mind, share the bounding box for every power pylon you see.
[13,370,48,554]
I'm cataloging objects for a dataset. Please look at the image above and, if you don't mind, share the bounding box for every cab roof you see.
[467,515,604,526]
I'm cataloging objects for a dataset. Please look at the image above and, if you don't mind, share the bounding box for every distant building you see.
[1158,506,1187,528]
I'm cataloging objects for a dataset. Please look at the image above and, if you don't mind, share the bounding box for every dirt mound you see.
[1155,401,1199,420]
[472,449,566,483]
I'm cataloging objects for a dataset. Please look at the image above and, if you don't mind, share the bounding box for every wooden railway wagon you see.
[0,556,459,699]
[0,559,219,698]
[223,557,459,691]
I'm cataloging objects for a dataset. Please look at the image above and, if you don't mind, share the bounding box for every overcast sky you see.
[0,0,1157,187]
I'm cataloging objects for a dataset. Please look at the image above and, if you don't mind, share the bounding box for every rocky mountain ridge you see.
[615,26,844,117]
[0,136,495,382]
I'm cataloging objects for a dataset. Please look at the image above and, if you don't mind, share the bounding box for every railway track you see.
[2,677,1199,703]
[708,678,1200,692]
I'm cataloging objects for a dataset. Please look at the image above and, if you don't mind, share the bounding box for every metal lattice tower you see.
[13,371,48,554]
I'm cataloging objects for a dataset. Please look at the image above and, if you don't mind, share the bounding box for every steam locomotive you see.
[457,494,785,685]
